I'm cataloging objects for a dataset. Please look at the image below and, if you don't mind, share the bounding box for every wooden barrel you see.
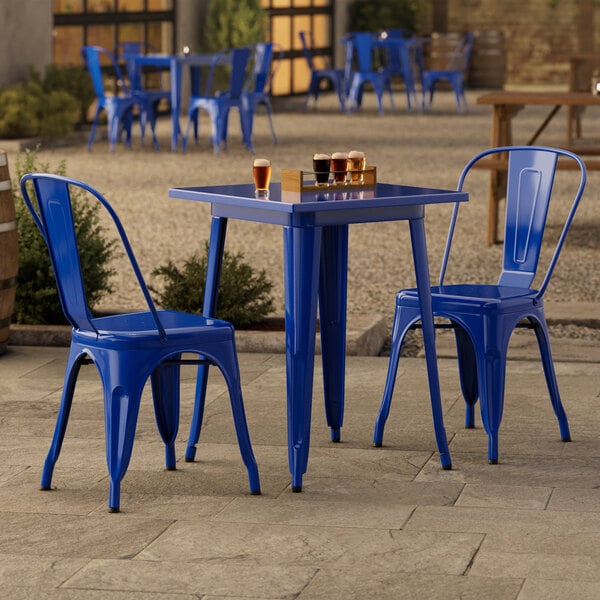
[0,149,18,354]
[469,30,506,89]
[426,32,463,71]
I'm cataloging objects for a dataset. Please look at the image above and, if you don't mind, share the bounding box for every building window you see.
[53,0,175,65]
[261,0,334,96]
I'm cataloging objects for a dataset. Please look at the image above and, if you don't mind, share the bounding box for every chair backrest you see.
[113,41,159,57]
[440,146,586,297]
[353,32,377,73]
[446,31,474,72]
[246,42,282,94]
[299,31,315,71]
[82,45,130,99]
[19,173,165,338]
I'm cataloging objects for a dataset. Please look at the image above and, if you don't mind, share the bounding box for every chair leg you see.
[41,349,84,491]
[533,319,572,442]
[453,324,479,428]
[185,363,209,462]
[102,364,144,512]
[477,331,510,464]
[150,359,181,470]
[213,343,261,495]
[373,306,413,446]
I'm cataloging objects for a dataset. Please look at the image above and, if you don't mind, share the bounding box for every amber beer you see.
[331,152,349,184]
[313,153,331,186]
[253,158,271,197]
[348,150,366,184]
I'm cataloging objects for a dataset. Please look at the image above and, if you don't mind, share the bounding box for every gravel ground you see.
[5,88,599,330]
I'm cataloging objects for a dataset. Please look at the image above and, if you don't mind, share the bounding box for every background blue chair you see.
[81,45,158,152]
[299,30,345,111]
[345,32,394,115]
[183,46,252,154]
[241,42,282,151]
[20,173,260,512]
[113,41,171,135]
[421,32,474,112]
[374,146,586,464]
[378,29,423,112]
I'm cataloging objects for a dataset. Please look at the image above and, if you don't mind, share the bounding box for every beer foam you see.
[348,150,365,158]
[253,158,270,166]
[313,153,330,160]
[332,152,348,159]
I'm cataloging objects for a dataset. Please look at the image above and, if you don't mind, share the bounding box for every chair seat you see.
[399,284,539,311]
[86,310,234,342]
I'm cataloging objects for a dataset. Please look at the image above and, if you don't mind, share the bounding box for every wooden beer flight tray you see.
[281,166,377,193]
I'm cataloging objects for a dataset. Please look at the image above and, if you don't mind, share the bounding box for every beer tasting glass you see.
[313,153,331,187]
[253,158,271,198]
[348,150,366,184]
[331,152,349,184]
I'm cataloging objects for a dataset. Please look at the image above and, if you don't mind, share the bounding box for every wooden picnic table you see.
[476,90,600,244]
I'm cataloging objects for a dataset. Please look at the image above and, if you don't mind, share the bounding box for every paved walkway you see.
[1,87,599,599]
[1,337,600,599]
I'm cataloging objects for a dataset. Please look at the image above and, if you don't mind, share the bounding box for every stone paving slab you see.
[1,345,600,598]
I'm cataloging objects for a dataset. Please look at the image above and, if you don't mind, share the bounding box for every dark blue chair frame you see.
[20,173,260,512]
[299,30,345,111]
[183,46,252,154]
[374,146,586,464]
[82,45,158,152]
[344,32,395,115]
[241,42,282,150]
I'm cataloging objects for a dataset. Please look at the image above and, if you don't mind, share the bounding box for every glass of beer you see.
[331,152,349,185]
[348,150,366,184]
[253,158,271,198]
[313,153,331,187]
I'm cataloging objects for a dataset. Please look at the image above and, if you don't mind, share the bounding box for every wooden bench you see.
[476,91,600,244]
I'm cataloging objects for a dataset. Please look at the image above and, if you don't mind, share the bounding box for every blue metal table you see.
[169,182,468,491]
[126,52,226,150]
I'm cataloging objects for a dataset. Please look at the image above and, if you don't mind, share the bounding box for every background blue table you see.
[169,182,468,491]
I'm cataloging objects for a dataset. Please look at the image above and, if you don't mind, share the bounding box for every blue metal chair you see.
[113,41,171,135]
[345,32,394,115]
[183,46,252,154]
[378,30,424,112]
[81,45,158,152]
[20,173,260,512]
[374,146,586,464]
[240,42,282,150]
[299,30,345,111]
[421,32,474,112]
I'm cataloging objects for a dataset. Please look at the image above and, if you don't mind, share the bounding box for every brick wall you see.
[440,0,600,88]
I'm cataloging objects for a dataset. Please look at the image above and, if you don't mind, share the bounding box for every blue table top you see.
[170,182,467,227]
[170,182,466,211]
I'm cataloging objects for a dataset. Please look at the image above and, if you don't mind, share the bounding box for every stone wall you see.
[443,0,600,88]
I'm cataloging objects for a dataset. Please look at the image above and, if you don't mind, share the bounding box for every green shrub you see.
[348,0,420,33]
[203,0,266,52]
[150,245,274,328]
[0,79,79,140]
[41,64,95,125]
[12,148,116,325]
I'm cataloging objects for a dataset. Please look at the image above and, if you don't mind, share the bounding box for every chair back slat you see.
[228,46,252,99]
[500,149,558,287]
[23,177,96,331]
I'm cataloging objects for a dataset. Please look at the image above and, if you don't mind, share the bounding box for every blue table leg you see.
[170,57,182,150]
[409,218,452,469]
[185,216,228,462]
[318,224,348,443]
[283,225,322,492]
